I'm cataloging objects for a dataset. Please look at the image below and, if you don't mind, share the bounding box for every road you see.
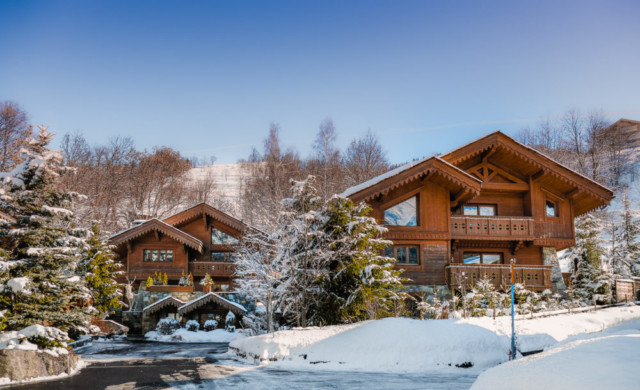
[11,338,478,389]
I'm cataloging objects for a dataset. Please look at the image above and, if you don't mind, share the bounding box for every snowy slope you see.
[186,163,252,205]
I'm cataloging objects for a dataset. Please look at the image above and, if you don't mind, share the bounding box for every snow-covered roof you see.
[142,295,187,314]
[341,156,481,200]
[177,292,247,315]
[163,202,264,235]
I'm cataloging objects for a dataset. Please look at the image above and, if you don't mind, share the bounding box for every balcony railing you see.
[451,216,535,239]
[446,263,553,292]
[190,262,235,277]
[534,222,574,240]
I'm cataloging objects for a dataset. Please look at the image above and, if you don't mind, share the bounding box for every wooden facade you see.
[110,203,254,291]
[344,131,613,293]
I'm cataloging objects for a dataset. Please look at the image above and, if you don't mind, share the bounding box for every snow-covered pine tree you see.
[0,126,94,331]
[77,225,123,316]
[235,230,281,333]
[612,191,640,277]
[315,195,406,324]
[568,212,613,303]
[277,176,329,327]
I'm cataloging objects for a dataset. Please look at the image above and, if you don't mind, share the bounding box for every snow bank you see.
[471,319,640,390]
[460,304,640,352]
[145,328,245,343]
[0,325,70,356]
[230,317,510,372]
[230,306,640,373]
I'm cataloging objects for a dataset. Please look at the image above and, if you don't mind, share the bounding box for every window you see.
[463,253,502,264]
[211,252,237,262]
[385,246,419,264]
[384,196,418,226]
[546,200,557,217]
[143,249,174,262]
[211,227,239,245]
[463,204,496,216]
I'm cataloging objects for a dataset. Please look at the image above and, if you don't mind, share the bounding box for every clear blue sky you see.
[1,0,639,164]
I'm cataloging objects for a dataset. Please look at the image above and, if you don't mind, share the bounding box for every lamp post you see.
[510,258,516,360]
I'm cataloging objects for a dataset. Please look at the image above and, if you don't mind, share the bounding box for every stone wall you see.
[0,349,82,382]
[542,246,567,295]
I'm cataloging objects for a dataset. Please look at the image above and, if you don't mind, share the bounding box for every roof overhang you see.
[442,131,614,215]
[177,292,247,316]
[163,203,257,234]
[342,156,482,203]
[143,296,186,314]
[109,218,204,253]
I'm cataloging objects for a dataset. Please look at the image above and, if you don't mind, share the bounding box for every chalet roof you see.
[143,295,186,314]
[341,156,482,203]
[441,131,614,215]
[0,210,16,225]
[177,292,247,316]
[163,203,255,234]
[109,218,204,252]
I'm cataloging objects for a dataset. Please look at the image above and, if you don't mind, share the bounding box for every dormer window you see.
[546,200,558,217]
[384,196,418,226]
[211,227,239,245]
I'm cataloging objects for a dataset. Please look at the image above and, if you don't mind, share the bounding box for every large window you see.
[211,227,239,245]
[384,196,418,226]
[385,246,419,265]
[463,204,496,216]
[463,253,502,265]
[143,249,174,262]
[546,200,558,217]
[211,252,238,262]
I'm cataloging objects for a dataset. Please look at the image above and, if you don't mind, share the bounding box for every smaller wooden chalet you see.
[109,203,255,291]
[343,131,614,294]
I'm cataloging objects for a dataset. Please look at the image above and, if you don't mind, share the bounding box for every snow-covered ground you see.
[145,328,246,343]
[229,305,640,374]
[471,318,640,390]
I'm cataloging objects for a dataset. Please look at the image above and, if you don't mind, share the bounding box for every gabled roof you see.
[143,295,186,314]
[109,218,204,252]
[341,156,482,203]
[442,131,614,215]
[163,203,252,233]
[177,292,247,316]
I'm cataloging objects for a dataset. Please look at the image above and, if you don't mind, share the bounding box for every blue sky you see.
[1,0,639,164]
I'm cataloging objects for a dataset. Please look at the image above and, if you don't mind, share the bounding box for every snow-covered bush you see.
[156,317,180,335]
[186,320,199,332]
[204,319,218,331]
[225,311,236,330]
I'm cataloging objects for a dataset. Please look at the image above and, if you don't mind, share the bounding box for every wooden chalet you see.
[110,203,254,291]
[343,131,613,293]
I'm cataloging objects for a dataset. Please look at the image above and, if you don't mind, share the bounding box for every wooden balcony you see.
[189,262,235,277]
[451,216,535,240]
[446,263,553,292]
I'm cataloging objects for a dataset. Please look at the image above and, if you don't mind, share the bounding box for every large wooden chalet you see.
[343,131,613,294]
[109,203,253,291]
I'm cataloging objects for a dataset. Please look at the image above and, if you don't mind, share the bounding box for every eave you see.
[109,218,204,253]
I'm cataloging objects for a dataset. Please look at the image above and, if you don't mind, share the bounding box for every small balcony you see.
[451,216,535,240]
[446,263,553,292]
[189,262,235,277]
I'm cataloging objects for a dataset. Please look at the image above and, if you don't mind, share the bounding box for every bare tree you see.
[0,101,32,171]
[343,130,390,187]
[309,118,342,198]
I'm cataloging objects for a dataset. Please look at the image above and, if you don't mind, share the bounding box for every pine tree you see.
[613,192,640,277]
[0,127,94,331]
[77,225,123,316]
[569,213,613,303]
[315,195,407,324]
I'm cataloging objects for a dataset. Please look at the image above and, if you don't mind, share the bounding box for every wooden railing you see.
[446,263,553,292]
[451,216,535,239]
[190,262,235,277]
[534,222,574,239]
